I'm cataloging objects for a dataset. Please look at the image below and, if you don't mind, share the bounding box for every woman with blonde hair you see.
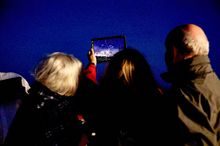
[5,52,93,146]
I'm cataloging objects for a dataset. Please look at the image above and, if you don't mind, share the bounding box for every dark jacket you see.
[4,82,89,146]
[93,79,164,146]
[163,55,220,146]
[0,77,28,143]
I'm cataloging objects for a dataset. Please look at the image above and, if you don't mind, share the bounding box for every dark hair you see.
[100,47,160,97]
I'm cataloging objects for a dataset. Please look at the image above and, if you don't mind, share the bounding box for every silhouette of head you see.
[101,47,158,95]
[165,24,209,68]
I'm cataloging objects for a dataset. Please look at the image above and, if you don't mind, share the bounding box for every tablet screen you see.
[92,35,126,62]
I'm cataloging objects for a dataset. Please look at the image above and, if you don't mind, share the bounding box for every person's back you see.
[162,24,220,146]
[95,48,163,146]
[4,52,92,145]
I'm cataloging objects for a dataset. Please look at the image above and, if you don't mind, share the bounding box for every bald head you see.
[183,24,206,36]
[165,24,209,56]
[165,24,209,67]
[182,24,209,52]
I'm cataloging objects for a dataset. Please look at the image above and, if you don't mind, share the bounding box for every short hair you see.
[34,52,82,96]
[165,24,209,56]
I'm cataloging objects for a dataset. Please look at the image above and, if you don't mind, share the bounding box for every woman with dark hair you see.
[94,48,164,146]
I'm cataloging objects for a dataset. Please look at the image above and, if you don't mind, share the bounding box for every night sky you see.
[0,0,220,88]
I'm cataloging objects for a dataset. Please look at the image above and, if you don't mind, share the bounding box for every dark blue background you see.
[0,0,220,88]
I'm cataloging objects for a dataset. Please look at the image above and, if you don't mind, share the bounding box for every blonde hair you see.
[34,52,82,96]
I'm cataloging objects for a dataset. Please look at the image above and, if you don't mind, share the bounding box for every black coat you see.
[4,82,88,146]
[93,80,164,146]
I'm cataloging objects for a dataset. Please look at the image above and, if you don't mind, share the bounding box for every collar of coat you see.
[161,55,213,84]
[28,82,72,108]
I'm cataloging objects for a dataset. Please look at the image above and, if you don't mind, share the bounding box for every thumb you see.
[90,48,95,55]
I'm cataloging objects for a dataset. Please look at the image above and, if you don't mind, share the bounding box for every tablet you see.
[91,35,126,63]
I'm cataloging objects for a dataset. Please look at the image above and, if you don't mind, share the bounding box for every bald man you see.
[162,24,220,146]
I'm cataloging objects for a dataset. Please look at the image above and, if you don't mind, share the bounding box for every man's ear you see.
[172,47,178,64]
[173,47,185,64]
